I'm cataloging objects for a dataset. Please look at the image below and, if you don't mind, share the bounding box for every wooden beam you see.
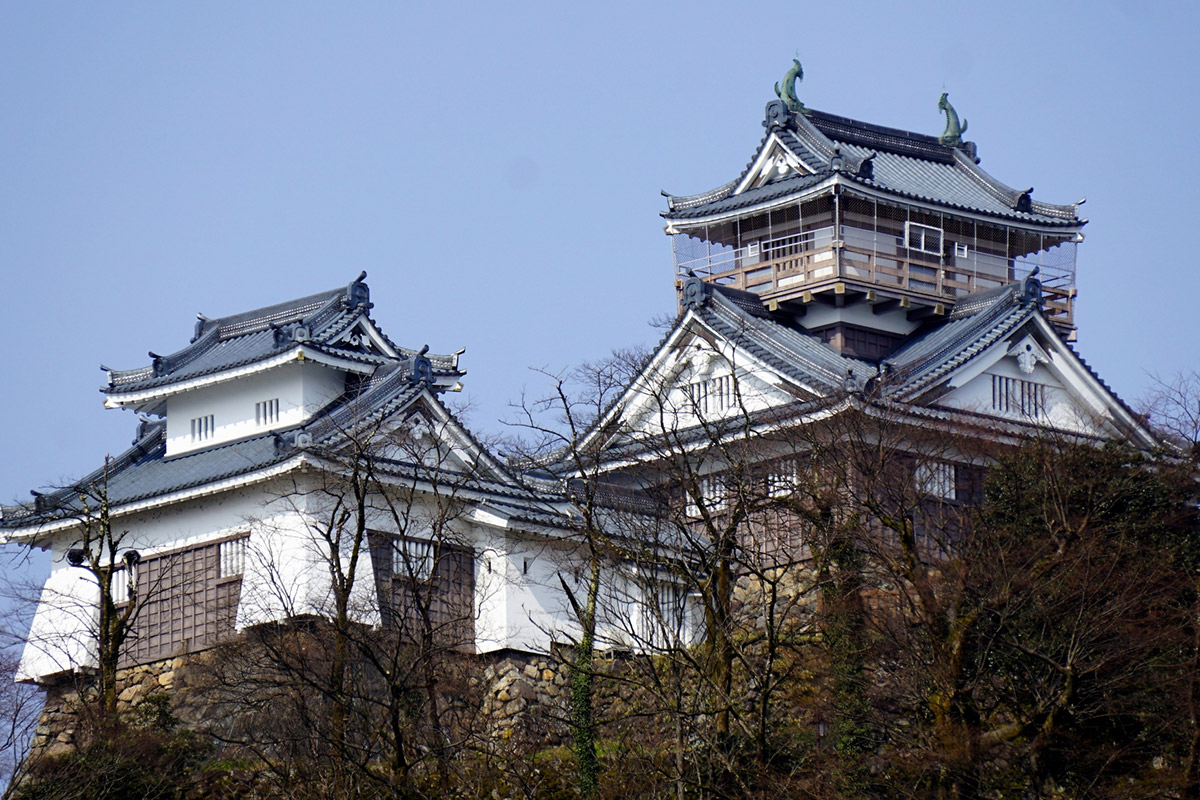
[872,296,909,315]
[907,302,946,322]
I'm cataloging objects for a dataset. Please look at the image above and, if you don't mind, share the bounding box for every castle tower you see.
[663,64,1084,358]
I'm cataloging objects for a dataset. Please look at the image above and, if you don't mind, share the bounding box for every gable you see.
[327,317,398,358]
[930,328,1151,444]
[610,330,807,444]
[734,134,814,194]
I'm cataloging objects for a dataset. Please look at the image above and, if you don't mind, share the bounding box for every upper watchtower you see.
[663,60,1085,355]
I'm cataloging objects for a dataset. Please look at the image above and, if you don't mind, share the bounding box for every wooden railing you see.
[679,226,1074,328]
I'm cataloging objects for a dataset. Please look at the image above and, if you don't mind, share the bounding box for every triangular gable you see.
[929,320,1156,446]
[734,133,815,195]
[327,316,399,358]
[576,309,826,459]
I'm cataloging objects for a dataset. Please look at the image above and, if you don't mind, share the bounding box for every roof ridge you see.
[213,291,343,340]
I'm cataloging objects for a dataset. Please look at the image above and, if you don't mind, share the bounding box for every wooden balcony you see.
[677,225,1075,330]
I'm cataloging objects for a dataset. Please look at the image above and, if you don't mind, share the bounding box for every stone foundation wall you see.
[30,646,575,759]
[32,656,184,758]
[476,651,570,741]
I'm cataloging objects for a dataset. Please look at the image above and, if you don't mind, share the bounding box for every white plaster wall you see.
[20,480,318,681]
[941,358,1109,437]
[19,560,99,681]
[18,472,589,680]
[164,362,346,456]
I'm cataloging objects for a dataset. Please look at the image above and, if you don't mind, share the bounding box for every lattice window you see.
[688,374,736,416]
[255,398,280,426]
[991,375,1047,417]
[686,474,727,517]
[391,537,434,581]
[915,462,957,501]
[190,415,215,442]
[110,567,131,605]
[218,538,246,578]
[765,459,797,498]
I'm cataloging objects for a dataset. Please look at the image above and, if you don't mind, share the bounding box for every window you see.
[766,459,796,498]
[991,375,1047,417]
[954,242,970,258]
[904,222,943,255]
[218,537,247,579]
[392,538,434,581]
[688,374,735,416]
[915,462,957,501]
[190,415,215,442]
[255,398,280,426]
[110,566,131,605]
[686,474,727,517]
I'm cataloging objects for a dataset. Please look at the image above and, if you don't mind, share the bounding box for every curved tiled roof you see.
[665,103,1082,229]
[3,354,565,531]
[697,286,875,395]
[105,277,463,397]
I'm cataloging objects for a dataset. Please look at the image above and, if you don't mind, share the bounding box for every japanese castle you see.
[2,64,1154,686]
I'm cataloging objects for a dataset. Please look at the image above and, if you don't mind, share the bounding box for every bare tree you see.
[196,399,493,798]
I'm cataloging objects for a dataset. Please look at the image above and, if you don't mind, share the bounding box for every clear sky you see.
[2,0,1198,508]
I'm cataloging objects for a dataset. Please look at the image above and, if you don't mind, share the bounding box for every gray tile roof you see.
[3,358,568,531]
[4,279,564,532]
[881,285,1033,400]
[665,105,1081,228]
[664,172,830,220]
[106,277,462,396]
[698,285,876,395]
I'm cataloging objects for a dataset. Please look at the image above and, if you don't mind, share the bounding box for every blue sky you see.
[2,0,1198,507]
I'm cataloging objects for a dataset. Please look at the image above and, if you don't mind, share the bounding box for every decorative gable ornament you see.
[409,345,434,385]
[1018,267,1044,308]
[773,57,804,114]
[687,346,720,381]
[1007,335,1051,375]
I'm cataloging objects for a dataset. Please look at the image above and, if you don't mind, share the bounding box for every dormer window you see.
[190,415,215,443]
[904,222,943,256]
[255,398,280,426]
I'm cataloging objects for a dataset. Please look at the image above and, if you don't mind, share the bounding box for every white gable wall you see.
[937,338,1121,440]
[165,362,346,456]
[619,340,799,441]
